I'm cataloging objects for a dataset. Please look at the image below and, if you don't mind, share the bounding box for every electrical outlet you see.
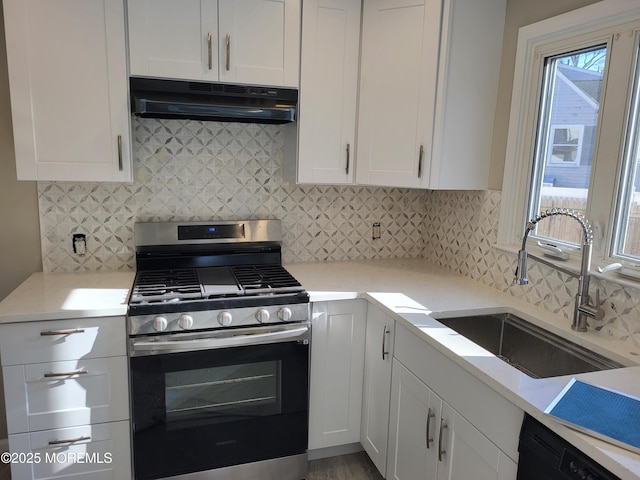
[72,233,87,256]
[372,222,381,240]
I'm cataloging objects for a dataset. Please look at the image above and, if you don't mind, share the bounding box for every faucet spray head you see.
[514,249,529,285]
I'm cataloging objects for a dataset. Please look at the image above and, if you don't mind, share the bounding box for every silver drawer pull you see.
[207,32,213,70]
[40,328,85,336]
[381,325,390,360]
[426,408,435,448]
[44,369,88,378]
[438,418,448,461]
[48,435,91,446]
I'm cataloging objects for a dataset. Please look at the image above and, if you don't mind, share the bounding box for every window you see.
[499,2,640,270]
[548,125,584,166]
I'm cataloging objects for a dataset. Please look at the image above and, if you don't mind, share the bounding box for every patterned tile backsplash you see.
[37,118,640,346]
[38,118,428,272]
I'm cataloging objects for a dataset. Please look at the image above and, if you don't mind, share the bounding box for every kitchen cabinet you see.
[391,322,522,478]
[356,0,441,188]
[356,0,505,189]
[0,316,131,480]
[360,303,394,476]
[127,0,301,87]
[2,0,132,182]
[387,360,517,480]
[293,0,361,184]
[308,300,366,451]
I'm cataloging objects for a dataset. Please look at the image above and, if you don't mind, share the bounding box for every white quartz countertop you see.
[286,258,640,480]
[0,271,134,323]
[2,260,640,478]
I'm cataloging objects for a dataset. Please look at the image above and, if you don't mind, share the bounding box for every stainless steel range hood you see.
[130,77,298,124]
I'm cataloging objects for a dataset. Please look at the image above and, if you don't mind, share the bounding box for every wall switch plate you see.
[372,222,381,240]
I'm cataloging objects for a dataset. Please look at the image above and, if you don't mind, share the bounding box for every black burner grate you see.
[131,269,202,303]
[231,265,304,294]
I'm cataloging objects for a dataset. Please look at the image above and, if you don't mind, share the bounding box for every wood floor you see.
[0,452,382,480]
[308,452,384,480]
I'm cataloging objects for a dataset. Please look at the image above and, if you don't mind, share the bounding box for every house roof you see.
[558,63,603,104]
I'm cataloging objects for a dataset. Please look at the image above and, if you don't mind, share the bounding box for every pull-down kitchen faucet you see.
[513,208,604,332]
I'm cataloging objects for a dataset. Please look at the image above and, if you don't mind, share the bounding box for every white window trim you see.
[498,0,640,263]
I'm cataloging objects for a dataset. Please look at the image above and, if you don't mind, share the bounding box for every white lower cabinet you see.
[388,360,517,480]
[308,300,366,450]
[360,303,394,475]
[8,421,131,480]
[0,317,131,480]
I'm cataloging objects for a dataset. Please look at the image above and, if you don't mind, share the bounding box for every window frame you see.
[498,0,640,272]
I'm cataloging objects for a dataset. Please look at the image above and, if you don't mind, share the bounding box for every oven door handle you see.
[131,324,310,354]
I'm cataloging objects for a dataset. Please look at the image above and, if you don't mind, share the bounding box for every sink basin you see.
[436,312,624,378]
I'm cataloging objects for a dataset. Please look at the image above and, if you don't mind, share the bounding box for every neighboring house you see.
[542,63,601,189]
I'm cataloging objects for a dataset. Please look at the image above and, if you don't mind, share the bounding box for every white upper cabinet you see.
[356,0,441,188]
[3,0,132,182]
[127,0,301,87]
[357,0,505,189]
[429,0,506,189]
[295,0,361,184]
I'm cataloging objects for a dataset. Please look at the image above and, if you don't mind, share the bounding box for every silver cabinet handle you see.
[426,408,435,448]
[438,418,448,461]
[44,369,88,378]
[40,328,85,336]
[345,143,350,174]
[48,436,91,446]
[225,34,230,71]
[381,325,390,360]
[117,135,123,171]
[418,144,424,178]
[207,32,213,70]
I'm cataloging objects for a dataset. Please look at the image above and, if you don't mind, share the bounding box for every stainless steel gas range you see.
[127,219,310,480]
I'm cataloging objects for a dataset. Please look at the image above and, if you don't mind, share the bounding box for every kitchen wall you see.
[0,3,42,439]
[422,190,640,346]
[39,118,429,271]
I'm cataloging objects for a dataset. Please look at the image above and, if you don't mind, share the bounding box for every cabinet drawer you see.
[0,317,126,365]
[4,356,129,434]
[9,420,131,480]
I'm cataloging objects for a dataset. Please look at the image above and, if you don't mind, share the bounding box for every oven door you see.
[129,323,310,480]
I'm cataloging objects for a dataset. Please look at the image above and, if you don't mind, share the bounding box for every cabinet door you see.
[127,0,219,81]
[387,359,441,480]
[437,403,517,480]
[3,356,129,434]
[218,0,300,87]
[308,300,366,450]
[360,303,394,475]
[356,0,441,188]
[297,0,360,184]
[3,0,131,182]
[9,420,131,480]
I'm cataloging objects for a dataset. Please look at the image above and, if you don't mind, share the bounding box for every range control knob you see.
[178,314,194,330]
[153,316,168,332]
[278,307,293,322]
[255,309,271,323]
[218,311,233,327]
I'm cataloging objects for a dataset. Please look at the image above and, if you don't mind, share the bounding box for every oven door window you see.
[165,360,282,425]
[130,340,308,480]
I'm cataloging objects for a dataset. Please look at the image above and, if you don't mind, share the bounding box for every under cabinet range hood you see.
[130,77,298,124]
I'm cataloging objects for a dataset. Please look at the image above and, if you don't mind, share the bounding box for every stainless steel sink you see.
[436,312,624,378]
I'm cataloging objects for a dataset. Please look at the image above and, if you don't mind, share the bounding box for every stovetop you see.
[127,219,310,331]
[130,265,304,304]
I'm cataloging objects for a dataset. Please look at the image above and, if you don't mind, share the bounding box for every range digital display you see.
[178,224,245,240]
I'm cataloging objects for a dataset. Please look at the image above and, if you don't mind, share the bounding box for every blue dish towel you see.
[546,379,640,453]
